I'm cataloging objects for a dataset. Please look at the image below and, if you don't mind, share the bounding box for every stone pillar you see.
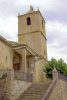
[21,48,27,73]
[6,69,14,100]
[52,67,58,80]
[32,56,36,83]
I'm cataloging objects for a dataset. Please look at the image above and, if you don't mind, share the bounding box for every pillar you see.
[52,67,58,80]
[6,69,14,100]
[32,56,36,82]
[21,48,27,73]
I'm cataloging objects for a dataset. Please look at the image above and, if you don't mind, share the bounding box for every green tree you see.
[44,58,67,77]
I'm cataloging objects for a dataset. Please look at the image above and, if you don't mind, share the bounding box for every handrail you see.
[14,71,33,82]
[41,78,57,100]
[0,69,33,82]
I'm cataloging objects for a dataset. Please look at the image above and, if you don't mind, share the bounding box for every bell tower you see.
[18,6,47,82]
[18,6,47,59]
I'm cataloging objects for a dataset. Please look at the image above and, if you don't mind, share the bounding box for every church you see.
[0,6,66,100]
[0,6,47,82]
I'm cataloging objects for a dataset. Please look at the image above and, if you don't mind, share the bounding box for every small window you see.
[27,17,31,25]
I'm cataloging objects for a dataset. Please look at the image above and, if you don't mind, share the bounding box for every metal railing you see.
[14,71,33,82]
[0,69,33,82]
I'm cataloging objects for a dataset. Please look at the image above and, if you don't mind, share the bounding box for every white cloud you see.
[0,16,18,41]
[15,0,63,12]
[47,45,67,63]
[46,21,67,42]
[46,21,67,33]
[46,21,67,62]
[0,0,67,63]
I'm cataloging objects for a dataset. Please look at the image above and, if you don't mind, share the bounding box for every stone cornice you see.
[18,31,47,40]
[13,43,47,62]
[18,11,45,23]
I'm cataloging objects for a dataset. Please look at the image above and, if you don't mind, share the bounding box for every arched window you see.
[27,17,31,25]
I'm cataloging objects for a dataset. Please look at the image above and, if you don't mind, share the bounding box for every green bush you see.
[44,58,67,77]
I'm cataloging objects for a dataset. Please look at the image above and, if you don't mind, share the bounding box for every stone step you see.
[18,80,52,100]
[20,98,40,100]
[20,95,42,100]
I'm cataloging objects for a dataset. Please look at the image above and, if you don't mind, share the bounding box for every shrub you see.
[44,58,67,77]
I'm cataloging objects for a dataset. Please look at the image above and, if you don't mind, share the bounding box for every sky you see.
[0,0,67,62]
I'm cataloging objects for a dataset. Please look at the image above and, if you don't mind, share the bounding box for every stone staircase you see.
[18,80,52,100]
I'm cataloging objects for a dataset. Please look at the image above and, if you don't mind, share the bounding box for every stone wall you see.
[6,70,32,100]
[10,80,31,100]
[0,69,32,100]
[41,68,58,100]
[48,74,67,100]
[0,40,13,69]
[48,79,67,100]
[0,79,32,100]
[0,79,6,99]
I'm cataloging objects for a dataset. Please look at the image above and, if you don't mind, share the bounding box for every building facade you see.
[0,6,47,82]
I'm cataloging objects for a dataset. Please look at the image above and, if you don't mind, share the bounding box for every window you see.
[27,17,31,25]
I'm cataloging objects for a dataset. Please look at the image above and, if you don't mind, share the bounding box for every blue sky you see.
[0,0,67,62]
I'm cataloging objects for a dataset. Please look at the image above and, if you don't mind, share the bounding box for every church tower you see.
[18,6,47,59]
[18,6,47,82]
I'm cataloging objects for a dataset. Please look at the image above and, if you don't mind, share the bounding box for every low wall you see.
[41,68,58,100]
[10,80,32,100]
[0,70,32,100]
[0,79,6,99]
[41,78,57,100]
[48,73,67,100]
[0,79,32,100]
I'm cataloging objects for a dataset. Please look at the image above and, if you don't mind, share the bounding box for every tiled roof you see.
[0,35,11,47]
[0,35,25,47]
[7,40,26,47]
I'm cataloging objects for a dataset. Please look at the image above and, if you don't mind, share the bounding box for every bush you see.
[44,58,67,77]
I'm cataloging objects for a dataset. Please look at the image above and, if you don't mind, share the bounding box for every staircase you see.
[18,80,52,100]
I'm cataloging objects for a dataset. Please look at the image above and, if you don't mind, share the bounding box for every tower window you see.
[27,17,31,25]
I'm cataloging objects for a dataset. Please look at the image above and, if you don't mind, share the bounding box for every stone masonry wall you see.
[10,80,32,100]
[48,79,67,100]
[0,40,13,69]
[48,73,67,100]
[0,79,32,100]
[0,79,6,99]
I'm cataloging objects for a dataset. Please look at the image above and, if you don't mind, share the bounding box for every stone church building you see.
[0,6,47,82]
[0,6,67,100]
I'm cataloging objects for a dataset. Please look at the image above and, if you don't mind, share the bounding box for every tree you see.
[44,58,67,77]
